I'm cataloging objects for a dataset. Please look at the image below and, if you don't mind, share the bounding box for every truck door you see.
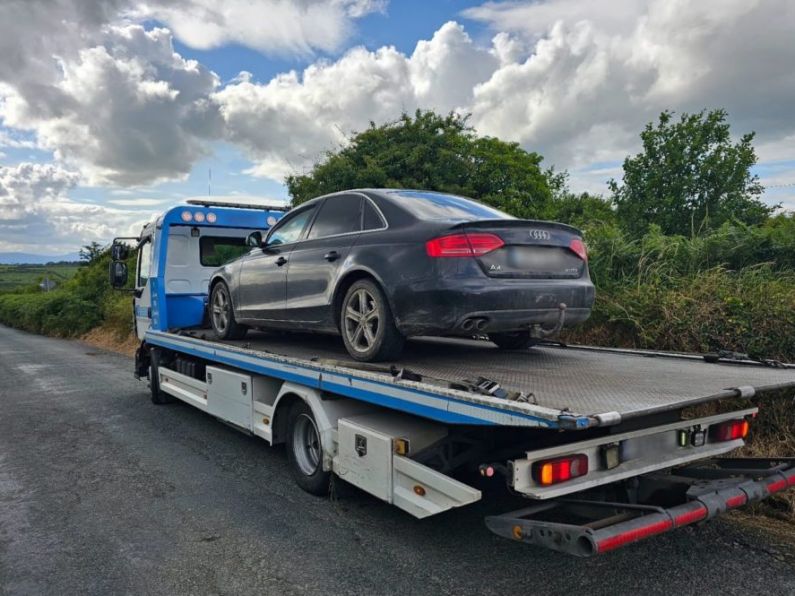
[238,203,318,322]
[134,237,154,340]
[284,194,362,325]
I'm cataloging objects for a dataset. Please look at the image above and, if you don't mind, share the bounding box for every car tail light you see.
[710,419,750,442]
[569,238,588,261]
[533,454,589,486]
[425,233,504,257]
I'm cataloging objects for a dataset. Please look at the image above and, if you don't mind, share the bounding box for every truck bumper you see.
[485,457,795,557]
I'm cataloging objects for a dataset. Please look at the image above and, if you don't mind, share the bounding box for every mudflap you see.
[485,457,795,557]
[134,342,150,380]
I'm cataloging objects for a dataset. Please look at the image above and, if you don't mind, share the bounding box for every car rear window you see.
[388,191,514,221]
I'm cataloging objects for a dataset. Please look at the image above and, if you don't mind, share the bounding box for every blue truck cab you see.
[114,199,287,340]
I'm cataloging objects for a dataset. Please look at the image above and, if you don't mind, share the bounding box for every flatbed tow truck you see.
[109,199,795,557]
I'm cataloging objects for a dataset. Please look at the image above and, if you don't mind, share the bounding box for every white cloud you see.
[0,25,221,186]
[0,163,150,252]
[132,0,385,57]
[210,2,795,195]
[214,21,503,179]
[463,0,795,178]
[0,0,382,189]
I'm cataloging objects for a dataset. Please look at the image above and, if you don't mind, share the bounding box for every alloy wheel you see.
[343,288,380,353]
[211,286,229,333]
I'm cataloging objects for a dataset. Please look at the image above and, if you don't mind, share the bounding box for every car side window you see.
[306,195,362,240]
[363,199,386,230]
[267,206,316,246]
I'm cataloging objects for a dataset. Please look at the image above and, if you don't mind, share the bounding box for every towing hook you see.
[530,303,567,340]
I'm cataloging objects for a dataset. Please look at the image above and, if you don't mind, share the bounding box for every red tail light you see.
[569,238,588,261]
[425,233,504,257]
[533,454,589,486]
[710,419,750,442]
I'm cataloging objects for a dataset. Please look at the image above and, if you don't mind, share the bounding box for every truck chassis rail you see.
[485,457,795,556]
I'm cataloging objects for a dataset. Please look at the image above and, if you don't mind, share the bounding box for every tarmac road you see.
[1,324,793,595]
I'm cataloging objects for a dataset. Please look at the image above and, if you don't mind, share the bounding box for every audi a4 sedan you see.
[209,189,595,362]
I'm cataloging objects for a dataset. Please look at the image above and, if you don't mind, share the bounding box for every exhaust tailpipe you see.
[461,318,475,331]
[474,318,488,331]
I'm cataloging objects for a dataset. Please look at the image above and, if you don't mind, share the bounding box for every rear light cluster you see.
[425,233,504,257]
[425,232,589,261]
[533,454,589,486]
[569,238,588,261]
[710,419,750,442]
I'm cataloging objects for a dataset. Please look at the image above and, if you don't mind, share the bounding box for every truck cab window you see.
[137,239,152,287]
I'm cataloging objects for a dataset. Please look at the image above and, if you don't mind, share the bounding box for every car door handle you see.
[275,256,288,266]
[323,251,340,262]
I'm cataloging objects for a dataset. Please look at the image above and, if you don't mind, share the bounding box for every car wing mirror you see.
[246,231,263,248]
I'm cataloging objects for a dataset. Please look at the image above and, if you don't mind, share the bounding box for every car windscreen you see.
[200,236,249,267]
[388,191,515,221]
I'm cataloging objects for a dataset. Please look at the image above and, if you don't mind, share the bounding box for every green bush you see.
[0,290,101,337]
[567,266,795,361]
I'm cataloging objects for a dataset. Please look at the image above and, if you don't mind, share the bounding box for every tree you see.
[609,109,771,237]
[286,110,554,218]
[79,241,104,264]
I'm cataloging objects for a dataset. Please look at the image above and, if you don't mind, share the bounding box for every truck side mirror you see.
[109,261,128,289]
[111,242,130,261]
[246,231,263,248]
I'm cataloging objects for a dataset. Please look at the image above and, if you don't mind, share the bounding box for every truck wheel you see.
[340,279,404,362]
[286,401,331,496]
[489,331,540,350]
[210,281,247,340]
[150,348,174,404]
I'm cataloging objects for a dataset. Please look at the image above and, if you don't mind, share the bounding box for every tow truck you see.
[109,198,795,556]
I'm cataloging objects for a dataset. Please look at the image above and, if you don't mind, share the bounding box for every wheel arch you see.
[332,267,393,331]
[271,382,380,469]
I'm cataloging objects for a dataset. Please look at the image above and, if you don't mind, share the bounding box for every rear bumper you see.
[391,278,595,335]
[486,457,795,556]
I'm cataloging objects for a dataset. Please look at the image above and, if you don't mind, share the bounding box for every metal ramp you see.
[202,331,795,421]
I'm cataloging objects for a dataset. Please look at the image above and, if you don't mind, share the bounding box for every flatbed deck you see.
[147,329,795,430]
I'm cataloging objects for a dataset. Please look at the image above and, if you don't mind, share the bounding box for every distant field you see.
[0,263,82,293]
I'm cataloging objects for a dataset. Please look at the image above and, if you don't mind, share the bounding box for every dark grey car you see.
[209,189,595,362]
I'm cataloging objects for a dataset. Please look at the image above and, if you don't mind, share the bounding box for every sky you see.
[0,0,794,256]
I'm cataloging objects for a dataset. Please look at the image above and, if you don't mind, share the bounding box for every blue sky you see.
[1,0,793,255]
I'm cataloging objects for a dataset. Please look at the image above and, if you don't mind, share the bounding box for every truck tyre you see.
[150,347,175,404]
[340,279,404,362]
[286,401,331,496]
[489,331,540,350]
[210,281,247,340]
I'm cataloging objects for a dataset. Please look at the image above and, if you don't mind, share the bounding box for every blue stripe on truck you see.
[145,331,559,428]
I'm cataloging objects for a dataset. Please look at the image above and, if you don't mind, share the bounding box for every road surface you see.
[1,325,793,595]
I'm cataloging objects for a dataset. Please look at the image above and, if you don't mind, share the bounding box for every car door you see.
[237,204,317,322]
[284,194,364,327]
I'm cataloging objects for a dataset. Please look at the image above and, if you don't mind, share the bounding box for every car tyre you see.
[489,331,540,350]
[210,281,247,340]
[340,279,404,362]
[150,347,175,404]
[286,401,331,496]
